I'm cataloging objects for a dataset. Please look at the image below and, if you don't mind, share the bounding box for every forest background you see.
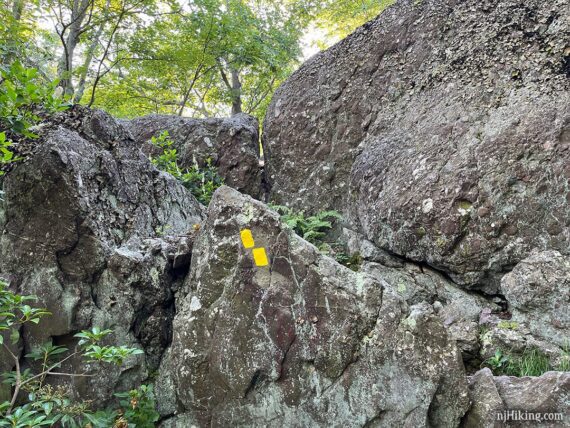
[0,0,394,121]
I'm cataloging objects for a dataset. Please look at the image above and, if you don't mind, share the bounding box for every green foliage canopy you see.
[0,0,393,121]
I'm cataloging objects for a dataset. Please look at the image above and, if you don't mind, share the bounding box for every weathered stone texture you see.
[263,0,570,290]
[0,106,204,403]
[464,369,570,427]
[157,186,469,427]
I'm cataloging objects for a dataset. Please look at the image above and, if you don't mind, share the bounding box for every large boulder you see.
[157,186,469,427]
[464,368,570,427]
[463,368,504,428]
[0,106,204,403]
[263,0,570,291]
[125,113,264,199]
[361,259,499,366]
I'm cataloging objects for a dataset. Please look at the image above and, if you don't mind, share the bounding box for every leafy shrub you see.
[0,61,67,174]
[269,204,342,246]
[0,280,157,427]
[0,62,65,136]
[269,205,361,269]
[114,384,160,427]
[0,132,18,173]
[179,159,224,206]
[149,131,178,177]
[84,385,160,428]
[150,130,224,205]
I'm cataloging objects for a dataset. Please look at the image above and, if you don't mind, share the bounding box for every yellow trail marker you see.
[252,247,269,267]
[240,228,269,267]
[240,229,255,248]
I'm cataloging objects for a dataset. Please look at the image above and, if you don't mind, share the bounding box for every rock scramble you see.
[1,0,569,426]
[156,186,469,427]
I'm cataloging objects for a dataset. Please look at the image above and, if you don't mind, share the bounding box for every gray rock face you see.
[501,251,569,348]
[361,260,499,365]
[157,186,469,427]
[263,0,570,291]
[125,113,264,199]
[464,369,570,427]
[0,106,204,403]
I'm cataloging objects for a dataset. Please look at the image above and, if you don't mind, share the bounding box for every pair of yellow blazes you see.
[240,229,269,267]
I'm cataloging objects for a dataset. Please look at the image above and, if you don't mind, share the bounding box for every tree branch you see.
[3,342,20,415]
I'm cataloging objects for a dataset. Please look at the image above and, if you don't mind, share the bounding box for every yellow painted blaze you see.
[252,247,269,267]
[240,229,255,248]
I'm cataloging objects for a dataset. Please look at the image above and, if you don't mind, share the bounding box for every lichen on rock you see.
[263,0,570,292]
[156,186,469,427]
[0,106,204,404]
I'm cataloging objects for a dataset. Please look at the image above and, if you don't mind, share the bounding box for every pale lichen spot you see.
[422,198,434,214]
[189,296,202,312]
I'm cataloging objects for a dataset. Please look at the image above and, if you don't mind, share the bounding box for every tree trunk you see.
[230,68,242,115]
[74,21,104,103]
[57,38,76,97]
[3,0,24,63]
[57,0,92,97]
[12,0,23,20]
[218,61,242,116]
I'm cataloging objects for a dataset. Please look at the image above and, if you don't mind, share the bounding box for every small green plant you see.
[0,280,154,426]
[150,130,224,205]
[478,325,490,338]
[0,132,19,175]
[179,159,224,205]
[149,131,178,176]
[114,384,160,427]
[320,243,362,271]
[484,349,510,374]
[270,204,342,246]
[558,342,570,371]
[343,252,363,271]
[81,384,160,427]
